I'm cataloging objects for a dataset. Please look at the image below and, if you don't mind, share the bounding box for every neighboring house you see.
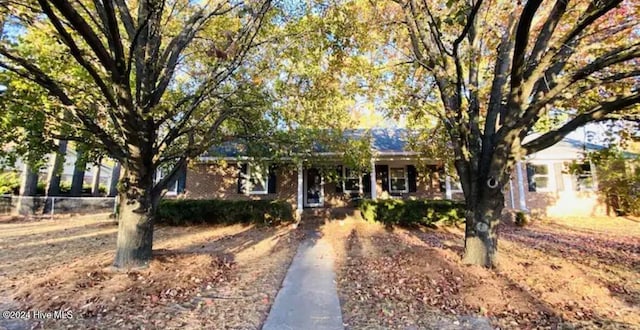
[178,126,627,218]
[3,148,114,188]
[505,121,640,217]
[506,134,606,218]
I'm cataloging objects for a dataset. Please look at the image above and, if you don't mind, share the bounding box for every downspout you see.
[516,161,528,212]
[370,157,377,200]
[297,162,303,220]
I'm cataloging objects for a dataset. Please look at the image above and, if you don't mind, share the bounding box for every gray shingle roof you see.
[204,128,413,157]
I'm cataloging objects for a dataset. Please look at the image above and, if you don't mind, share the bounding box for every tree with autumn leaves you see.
[0,0,276,268]
[0,0,382,269]
[1,0,639,271]
[384,0,640,266]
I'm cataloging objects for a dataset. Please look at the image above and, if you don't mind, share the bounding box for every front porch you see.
[294,158,457,217]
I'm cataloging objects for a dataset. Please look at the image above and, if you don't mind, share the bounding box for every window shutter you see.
[376,165,389,192]
[177,165,187,193]
[363,172,371,195]
[237,163,248,193]
[407,165,417,193]
[336,165,343,193]
[268,165,277,194]
[526,163,536,192]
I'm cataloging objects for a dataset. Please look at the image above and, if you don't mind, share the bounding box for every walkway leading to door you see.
[262,232,344,330]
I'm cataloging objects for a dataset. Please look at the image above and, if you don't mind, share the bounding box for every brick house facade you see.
[172,129,619,218]
[182,158,454,215]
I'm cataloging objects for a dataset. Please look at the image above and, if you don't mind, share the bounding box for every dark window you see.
[576,163,594,191]
[344,168,360,192]
[389,167,407,192]
[527,163,550,191]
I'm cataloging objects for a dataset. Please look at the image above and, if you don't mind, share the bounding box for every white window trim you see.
[450,177,463,192]
[304,169,325,207]
[389,166,409,193]
[165,180,179,196]
[155,169,179,195]
[528,162,555,192]
[244,164,269,195]
[574,161,596,192]
[343,167,362,194]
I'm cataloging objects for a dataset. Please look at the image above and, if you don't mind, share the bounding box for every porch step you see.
[299,207,362,231]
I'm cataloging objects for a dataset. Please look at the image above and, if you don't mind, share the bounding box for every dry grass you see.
[0,213,303,329]
[323,214,640,329]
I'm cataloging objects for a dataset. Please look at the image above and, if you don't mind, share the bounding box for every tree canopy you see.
[1,0,639,268]
[371,0,640,266]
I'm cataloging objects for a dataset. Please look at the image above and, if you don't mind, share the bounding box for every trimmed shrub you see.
[515,211,529,227]
[359,199,465,227]
[156,199,294,226]
[35,182,107,196]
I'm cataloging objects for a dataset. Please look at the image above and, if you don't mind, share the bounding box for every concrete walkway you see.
[262,234,344,330]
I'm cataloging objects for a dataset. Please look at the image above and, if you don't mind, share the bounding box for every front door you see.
[304,168,324,207]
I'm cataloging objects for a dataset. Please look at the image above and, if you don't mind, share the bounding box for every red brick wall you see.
[185,161,461,212]
[184,162,298,211]
[186,159,610,218]
[373,165,448,200]
[323,166,449,206]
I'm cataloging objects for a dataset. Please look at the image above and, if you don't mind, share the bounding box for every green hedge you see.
[0,172,20,195]
[38,182,108,196]
[156,199,294,226]
[359,199,465,226]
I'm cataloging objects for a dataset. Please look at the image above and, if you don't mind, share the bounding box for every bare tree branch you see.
[524,0,568,77]
[113,0,134,38]
[452,0,483,50]
[46,0,116,72]
[523,93,640,154]
[508,0,542,107]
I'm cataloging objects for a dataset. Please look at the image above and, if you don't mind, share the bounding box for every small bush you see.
[359,199,465,227]
[515,211,528,227]
[0,172,21,195]
[37,182,46,195]
[156,199,294,226]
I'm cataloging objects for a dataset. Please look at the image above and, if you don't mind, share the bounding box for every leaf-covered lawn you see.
[0,214,303,329]
[324,215,640,329]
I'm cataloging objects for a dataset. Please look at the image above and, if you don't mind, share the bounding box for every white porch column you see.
[297,162,303,216]
[508,179,515,208]
[516,161,528,211]
[445,175,452,200]
[370,158,377,200]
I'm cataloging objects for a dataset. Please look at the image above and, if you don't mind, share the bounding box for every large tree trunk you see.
[108,163,121,197]
[46,140,67,196]
[461,181,506,267]
[113,165,159,269]
[70,148,86,196]
[16,162,39,215]
[91,159,102,196]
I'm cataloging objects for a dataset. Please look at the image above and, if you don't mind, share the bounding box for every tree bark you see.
[16,162,39,215]
[70,148,86,196]
[19,163,39,196]
[113,165,159,269]
[108,162,121,197]
[91,159,102,196]
[46,140,68,196]
[461,181,506,267]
